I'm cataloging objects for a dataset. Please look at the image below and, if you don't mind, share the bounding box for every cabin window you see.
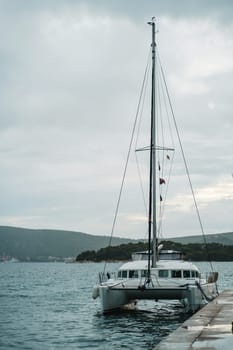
[121,270,127,278]
[171,270,182,278]
[158,270,169,278]
[129,270,139,278]
[183,270,191,278]
[191,271,199,278]
[141,270,148,278]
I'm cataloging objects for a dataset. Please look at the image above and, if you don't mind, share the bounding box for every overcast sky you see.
[0,0,232,239]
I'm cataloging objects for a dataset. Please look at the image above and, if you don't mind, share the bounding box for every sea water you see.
[0,261,232,349]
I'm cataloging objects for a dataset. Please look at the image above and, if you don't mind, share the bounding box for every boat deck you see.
[154,289,233,350]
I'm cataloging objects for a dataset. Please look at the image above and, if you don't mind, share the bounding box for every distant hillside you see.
[0,226,135,262]
[169,232,233,245]
[1,226,232,262]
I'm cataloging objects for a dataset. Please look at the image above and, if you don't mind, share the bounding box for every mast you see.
[148,18,157,274]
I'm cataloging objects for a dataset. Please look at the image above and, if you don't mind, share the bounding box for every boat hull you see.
[99,285,130,312]
[97,282,218,313]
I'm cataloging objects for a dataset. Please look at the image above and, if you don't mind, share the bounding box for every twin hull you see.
[98,282,217,313]
[94,257,218,313]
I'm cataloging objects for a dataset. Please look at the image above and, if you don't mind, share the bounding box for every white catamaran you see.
[93,19,218,313]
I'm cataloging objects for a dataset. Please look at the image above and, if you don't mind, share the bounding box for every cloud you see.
[0,1,232,238]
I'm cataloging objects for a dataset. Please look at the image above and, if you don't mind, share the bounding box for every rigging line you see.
[156,73,163,172]
[158,152,175,238]
[135,48,151,148]
[159,58,215,272]
[156,64,165,239]
[157,54,175,148]
[134,49,151,223]
[155,60,168,238]
[157,59,176,238]
[103,51,152,274]
[158,69,168,175]
[135,152,148,216]
[135,153,149,241]
[156,65,165,170]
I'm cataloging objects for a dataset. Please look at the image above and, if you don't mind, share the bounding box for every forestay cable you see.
[103,50,151,274]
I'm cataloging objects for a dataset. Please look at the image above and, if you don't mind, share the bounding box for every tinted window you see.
[141,270,148,278]
[171,270,182,278]
[158,270,169,278]
[122,270,127,278]
[129,270,139,278]
[183,270,190,278]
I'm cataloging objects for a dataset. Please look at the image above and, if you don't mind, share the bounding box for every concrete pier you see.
[154,290,233,350]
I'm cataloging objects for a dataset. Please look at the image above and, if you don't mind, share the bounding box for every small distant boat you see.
[8,258,19,263]
[64,257,76,264]
[0,257,19,263]
[93,18,218,313]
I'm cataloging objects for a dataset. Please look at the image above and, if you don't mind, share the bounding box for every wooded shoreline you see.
[76,241,233,262]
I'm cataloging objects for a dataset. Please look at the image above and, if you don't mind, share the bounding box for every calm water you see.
[0,261,232,349]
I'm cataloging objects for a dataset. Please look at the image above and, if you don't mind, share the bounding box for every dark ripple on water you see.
[0,261,232,349]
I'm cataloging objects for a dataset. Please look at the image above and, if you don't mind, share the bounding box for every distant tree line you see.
[76,242,147,262]
[76,241,233,262]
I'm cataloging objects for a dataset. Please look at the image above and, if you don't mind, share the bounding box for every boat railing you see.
[98,272,116,283]
[205,271,219,283]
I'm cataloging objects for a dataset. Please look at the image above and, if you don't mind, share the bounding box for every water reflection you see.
[93,301,190,349]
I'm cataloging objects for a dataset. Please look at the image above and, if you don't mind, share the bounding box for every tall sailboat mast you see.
[148,18,157,272]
